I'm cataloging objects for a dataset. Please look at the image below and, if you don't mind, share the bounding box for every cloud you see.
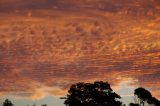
[0,0,159,16]
[0,7,160,100]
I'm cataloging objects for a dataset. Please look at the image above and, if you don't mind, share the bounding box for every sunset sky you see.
[0,0,160,106]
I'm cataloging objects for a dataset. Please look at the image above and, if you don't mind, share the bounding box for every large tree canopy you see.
[64,81,122,106]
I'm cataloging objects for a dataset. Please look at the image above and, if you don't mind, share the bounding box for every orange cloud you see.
[0,3,160,101]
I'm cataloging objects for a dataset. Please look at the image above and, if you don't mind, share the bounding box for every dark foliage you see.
[41,104,47,106]
[148,97,160,106]
[129,103,140,106]
[3,99,14,106]
[64,81,122,106]
[134,87,160,106]
[134,88,152,101]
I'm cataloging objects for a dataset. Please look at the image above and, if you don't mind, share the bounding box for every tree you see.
[134,87,160,106]
[129,103,140,106]
[3,99,14,106]
[148,97,160,106]
[134,87,152,106]
[63,81,123,106]
[41,104,47,106]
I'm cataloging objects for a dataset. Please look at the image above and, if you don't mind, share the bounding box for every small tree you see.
[134,87,160,106]
[63,81,123,106]
[3,99,14,106]
[134,88,152,106]
[41,104,47,106]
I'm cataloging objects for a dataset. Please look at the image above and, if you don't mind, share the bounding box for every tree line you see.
[2,100,47,106]
[2,81,160,106]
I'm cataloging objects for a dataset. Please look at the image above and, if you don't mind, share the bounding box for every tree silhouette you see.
[3,99,14,106]
[148,97,160,106]
[134,87,152,106]
[41,104,47,106]
[63,81,122,106]
[134,87,160,106]
[129,103,140,106]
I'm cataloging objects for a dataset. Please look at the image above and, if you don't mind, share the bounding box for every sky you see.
[0,0,160,106]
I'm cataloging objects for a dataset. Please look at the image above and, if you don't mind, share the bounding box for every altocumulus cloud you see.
[0,0,160,100]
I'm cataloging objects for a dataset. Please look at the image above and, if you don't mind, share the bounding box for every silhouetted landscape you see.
[2,81,160,106]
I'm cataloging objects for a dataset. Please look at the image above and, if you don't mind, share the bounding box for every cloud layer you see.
[0,0,160,14]
[0,0,160,101]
